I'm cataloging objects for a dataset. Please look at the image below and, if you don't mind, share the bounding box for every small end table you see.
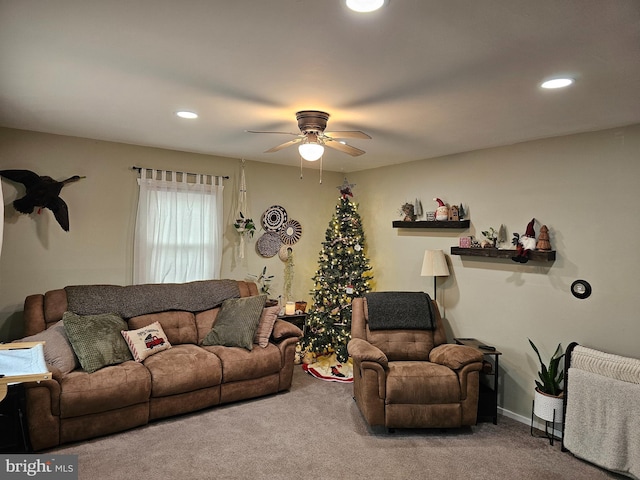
[454,338,501,424]
[277,313,307,335]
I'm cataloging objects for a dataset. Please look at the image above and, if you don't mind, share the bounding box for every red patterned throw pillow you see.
[121,321,172,362]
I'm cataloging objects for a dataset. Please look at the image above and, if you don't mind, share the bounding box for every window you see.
[134,168,224,284]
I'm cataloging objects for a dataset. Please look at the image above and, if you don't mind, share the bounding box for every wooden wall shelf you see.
[393,220,470,229]
[450,247,556,262]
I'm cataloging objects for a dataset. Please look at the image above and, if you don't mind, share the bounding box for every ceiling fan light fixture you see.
[346,0,385,13]
[298,142,324,161]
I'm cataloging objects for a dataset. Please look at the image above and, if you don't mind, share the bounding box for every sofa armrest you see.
[429,344,482,370]
[47,364,64,382]
[347,338,388,369]
[271,319,303,342]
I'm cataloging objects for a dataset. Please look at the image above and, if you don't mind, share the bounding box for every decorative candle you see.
[285,302,295,315]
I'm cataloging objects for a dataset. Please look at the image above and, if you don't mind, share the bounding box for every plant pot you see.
[533,388,564,423]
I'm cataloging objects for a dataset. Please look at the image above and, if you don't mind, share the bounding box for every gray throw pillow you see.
[202,295,267,351]
[19,320,79,375]
[63,311,133,373]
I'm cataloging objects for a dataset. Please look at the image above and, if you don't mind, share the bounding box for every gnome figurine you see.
[433,198,449,221]
[512,218,536,263]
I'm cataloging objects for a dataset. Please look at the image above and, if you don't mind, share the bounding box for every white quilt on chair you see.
[564,367,640,479]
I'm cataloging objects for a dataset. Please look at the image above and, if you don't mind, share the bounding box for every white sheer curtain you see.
[134,168,224,284]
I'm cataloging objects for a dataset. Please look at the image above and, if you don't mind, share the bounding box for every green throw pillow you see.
[63,311,133,373]
[202,295,267,351]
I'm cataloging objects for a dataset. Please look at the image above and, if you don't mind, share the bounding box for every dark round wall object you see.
[570,279,592,299]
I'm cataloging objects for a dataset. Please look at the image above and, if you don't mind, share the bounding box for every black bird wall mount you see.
[0,169,86,231]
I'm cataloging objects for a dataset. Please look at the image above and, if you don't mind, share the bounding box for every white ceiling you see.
[1,1,639,173]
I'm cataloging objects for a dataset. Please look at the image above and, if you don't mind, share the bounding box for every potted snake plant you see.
[529,339,565,423]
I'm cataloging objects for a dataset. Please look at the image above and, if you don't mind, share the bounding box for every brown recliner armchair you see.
[347,294,483,429]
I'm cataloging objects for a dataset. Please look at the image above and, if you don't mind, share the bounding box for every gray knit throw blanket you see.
[365,291,435,330]
[65,279,241,318]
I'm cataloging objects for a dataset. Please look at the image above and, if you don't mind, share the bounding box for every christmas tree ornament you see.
[337,177,355,198]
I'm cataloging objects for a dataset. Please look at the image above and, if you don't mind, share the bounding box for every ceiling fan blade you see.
[324,139,366,157]
[323,131,371,140]
[246,130,300,136]
[264,137,303,153]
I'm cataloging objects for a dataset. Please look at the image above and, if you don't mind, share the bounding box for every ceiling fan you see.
[247,110,371,161]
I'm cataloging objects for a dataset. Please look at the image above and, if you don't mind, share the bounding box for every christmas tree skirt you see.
[302,354,353,383]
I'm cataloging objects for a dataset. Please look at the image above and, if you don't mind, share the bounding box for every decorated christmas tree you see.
[302,179,373,363]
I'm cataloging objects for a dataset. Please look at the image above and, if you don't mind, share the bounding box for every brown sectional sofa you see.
[17,280,302,451]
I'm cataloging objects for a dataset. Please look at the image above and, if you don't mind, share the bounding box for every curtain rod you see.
[131,166,229,180]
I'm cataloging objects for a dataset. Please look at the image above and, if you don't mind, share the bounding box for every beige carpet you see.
[49,366,625,480]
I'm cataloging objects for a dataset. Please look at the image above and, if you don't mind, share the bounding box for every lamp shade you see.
[421,250,450,277]
[298,143,324,161]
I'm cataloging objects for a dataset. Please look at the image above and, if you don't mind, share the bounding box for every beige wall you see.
[353,123,640,419]
[2,124,639,421]
[0,127,342,340]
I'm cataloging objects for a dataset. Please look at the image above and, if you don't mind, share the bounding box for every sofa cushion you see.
[366,327,435,362]
[202,343,281,383]
[202,295,267,350]
[144,345,222,397]
[122,321,172,362]
[253,306,280,348]
[386,361,460,404]
[19,320,79,375]
[195,308,219,344]
[128,311,197,345]
[59,361,151,418]
[63,312,133,373]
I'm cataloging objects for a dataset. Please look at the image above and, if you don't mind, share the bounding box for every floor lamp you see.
[421,250,450,302]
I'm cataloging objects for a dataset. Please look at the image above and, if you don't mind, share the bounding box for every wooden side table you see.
[277,313,307,335]
[454,338,502,424]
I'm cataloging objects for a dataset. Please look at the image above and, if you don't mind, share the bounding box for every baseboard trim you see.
[498,406,563,439]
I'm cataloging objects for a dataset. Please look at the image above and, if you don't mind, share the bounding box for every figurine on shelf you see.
[459,236,472,248]
[458,204,466,220]
[481,227,498,248]
[400,202,416,221]
[536,225,552,251]
[414,198,423,220]
[448,205,459,221]
[512,218,536,263]
[433,198,449,221]
[498,224,508,248]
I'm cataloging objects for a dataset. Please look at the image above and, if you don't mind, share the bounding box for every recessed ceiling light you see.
[540,78,574,89]
[346,0,385,13]
[176,111,198,119]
